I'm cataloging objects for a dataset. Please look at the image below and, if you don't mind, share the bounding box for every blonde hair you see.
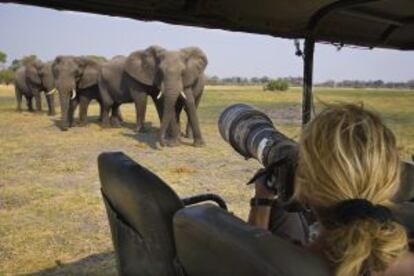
[294,103,407,276]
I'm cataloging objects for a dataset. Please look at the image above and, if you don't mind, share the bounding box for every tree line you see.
[206,75,414,89]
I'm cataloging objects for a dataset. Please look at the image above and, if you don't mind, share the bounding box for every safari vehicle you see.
[3,1,414,275]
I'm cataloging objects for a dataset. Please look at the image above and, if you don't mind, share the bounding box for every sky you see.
[1,3,414,82]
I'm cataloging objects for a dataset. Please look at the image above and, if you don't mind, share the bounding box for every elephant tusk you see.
[180,91,187,100]
[157,91,163,100]
[71,89,77,100]
[46,88,57,95]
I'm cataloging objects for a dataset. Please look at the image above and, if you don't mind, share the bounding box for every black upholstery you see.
[174,204,331,276]
[394,161,414,203]
[98,152,183,276]
[393,202,414,237]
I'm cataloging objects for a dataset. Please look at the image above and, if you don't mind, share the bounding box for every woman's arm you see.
[247,178,276,230]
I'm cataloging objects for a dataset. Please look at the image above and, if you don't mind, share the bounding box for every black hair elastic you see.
[322,199,395,227]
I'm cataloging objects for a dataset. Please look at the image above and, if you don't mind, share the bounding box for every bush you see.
[263,79,289,91]
[0,70,14,85]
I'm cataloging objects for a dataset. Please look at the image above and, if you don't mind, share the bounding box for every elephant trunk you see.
[59,90,70,131]
[160,90,181,143]
[57,88,76,131]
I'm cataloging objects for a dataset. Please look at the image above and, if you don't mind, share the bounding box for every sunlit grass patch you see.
[170,166,196,174]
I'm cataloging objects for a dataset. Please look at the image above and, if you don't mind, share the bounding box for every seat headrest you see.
[174,204,331,276]
[98,151,183,239]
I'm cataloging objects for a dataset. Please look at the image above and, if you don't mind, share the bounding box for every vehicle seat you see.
[98,152,183,276]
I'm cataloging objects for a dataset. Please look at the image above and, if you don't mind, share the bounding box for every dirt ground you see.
[0,84,413,275]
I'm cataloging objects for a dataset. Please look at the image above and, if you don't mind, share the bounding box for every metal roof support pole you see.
[302,38,315,126]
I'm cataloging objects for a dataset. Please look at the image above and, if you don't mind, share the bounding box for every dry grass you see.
[0,84,413,275]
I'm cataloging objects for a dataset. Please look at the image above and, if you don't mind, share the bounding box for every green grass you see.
[0,84,413,275]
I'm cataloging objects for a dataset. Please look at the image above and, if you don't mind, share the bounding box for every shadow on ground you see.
[50,116,103,131]
[122,123,159,149]
[28,252,116,276]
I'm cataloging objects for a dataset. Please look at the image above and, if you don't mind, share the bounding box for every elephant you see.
[99,46,207,147]
[14,59,57,115]
[52,56,106,130]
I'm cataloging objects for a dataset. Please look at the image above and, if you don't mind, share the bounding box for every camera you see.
[218,104,298,201]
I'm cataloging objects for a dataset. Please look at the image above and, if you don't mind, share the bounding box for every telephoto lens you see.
[218,104,298,201]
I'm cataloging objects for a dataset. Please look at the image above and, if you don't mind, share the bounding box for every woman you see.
[248,104,414,276]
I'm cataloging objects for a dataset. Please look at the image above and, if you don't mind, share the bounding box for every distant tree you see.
[250,77,260,84]
[86,55,107,63]
[206,75,220,85]
[317,80,335,87]
[21,55,38,65]
[0,69,14,85]
[0,51,6,69]
[260,76,270,83]
[8,55,38,71]
[9,59,21,71]
[264,79,289,91]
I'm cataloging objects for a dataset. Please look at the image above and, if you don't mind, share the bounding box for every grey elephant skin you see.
[52,56,104,131]
[99,46,207,147]
[14,59,56,115]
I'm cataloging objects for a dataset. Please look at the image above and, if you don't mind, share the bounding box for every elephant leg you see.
[46,94,56,116]
[78,96,90,126]
[98,82,113,127]
[26,96,34,112]
[132,92,148,132]
[174,99,184,138]
[160,112,180,147]
[184,107,193,139]
[97,99,104,122]
[183,89,204,147]
[115,104,123,122]
[101,104,111,128]
[159,99,181,147]
[34,93,42,112]
[69,99,78,127]
[151,93,163,121]
[15,88,23,112]
[110,104,122,128]
[185,93,201,138]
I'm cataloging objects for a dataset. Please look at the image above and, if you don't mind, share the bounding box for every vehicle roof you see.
[4,0,414,50]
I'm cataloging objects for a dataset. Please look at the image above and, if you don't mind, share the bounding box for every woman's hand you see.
[254,174,277,199]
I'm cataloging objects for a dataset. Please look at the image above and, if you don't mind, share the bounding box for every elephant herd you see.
[14,46,208,147]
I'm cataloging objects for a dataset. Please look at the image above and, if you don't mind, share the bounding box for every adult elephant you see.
[14,59,56,115]
[99,46,207,147]
[52,56,104,130]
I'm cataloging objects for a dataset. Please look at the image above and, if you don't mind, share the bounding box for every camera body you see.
[218,104,298,201]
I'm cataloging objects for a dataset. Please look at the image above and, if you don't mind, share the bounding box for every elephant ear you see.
[125,45,165,86]
[181,47,208,87]
[76,57,100,89]
[25,60,42,86]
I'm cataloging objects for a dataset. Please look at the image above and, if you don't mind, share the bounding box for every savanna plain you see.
[1,84,413,275]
